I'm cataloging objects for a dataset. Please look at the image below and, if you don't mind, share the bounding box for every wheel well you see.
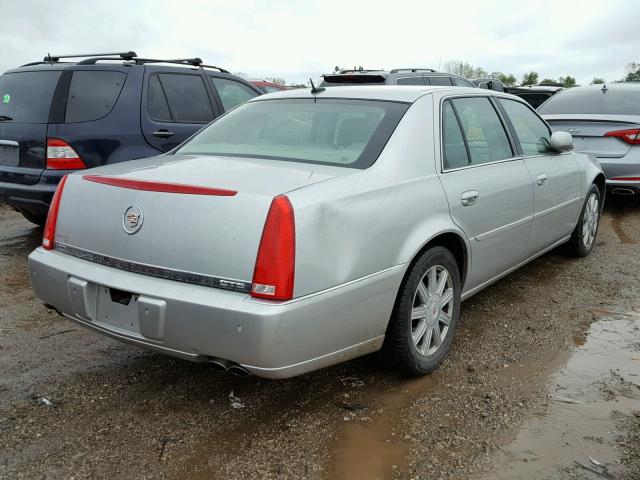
[593,174,606,201]
[409,233,468,288]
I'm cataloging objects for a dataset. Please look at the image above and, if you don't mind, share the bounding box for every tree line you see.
[443,60,640,87]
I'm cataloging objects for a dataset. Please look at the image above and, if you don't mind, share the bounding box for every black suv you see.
[0,51,261,225]
[320,68,477,87]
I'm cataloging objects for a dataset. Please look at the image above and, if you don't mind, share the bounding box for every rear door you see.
[0,69,62,184]
[498,98,582,253]
[141,68,218,152]
[437,96,533,293]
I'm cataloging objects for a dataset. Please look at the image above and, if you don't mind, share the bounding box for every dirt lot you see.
[1,198,639,480]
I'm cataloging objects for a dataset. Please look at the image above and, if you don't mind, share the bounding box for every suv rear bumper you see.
[28,248,404,378]
[0,171,67,217]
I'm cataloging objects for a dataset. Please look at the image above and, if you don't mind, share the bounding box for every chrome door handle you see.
[0,140,19,148]
[461,190,479,207]
[152,130,174,138]
[537,174,548,186]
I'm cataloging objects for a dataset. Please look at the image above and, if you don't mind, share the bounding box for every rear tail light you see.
[46,138,86,169]
[42,175,68,250]
[604,128,640,145]
[251,195,295,300]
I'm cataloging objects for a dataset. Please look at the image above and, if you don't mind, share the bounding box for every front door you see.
[497,98,582,253]
[438,97,533,295]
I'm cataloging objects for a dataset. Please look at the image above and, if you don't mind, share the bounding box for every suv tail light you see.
[604,128,640,145]
[47,138,86,169]
[42,175,69,250]
[251,195,295,300]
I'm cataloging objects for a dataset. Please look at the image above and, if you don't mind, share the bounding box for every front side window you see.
[450,97,512,165]
[176,98,409,169]
[154,74,214,123]
[500,98,551,155]
[65,71,126,123]
[210,77,259,111]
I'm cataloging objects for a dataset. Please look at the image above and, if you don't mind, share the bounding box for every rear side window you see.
[152,74,214,123]
[427,76,453,86]
[65,71,126,123]
[500,99,550,155]
[396,77,425,86]
[0,71,62,123]
[538,90,640,115]
[450,97,512,165]
[176,98,409,169]
[442,101,469,169]
[210,77,258,111]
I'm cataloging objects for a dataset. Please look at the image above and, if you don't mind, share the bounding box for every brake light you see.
[42,175,68,250]
[604,128,640,145]
[47,138,86,169]
[251,196,295,300]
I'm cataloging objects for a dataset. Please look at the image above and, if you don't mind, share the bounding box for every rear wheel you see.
[565,184,601,257]
[20,210,47,227]
[383,246,461,375]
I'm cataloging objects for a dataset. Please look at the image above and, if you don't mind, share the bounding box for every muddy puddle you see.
[477,310,640,479]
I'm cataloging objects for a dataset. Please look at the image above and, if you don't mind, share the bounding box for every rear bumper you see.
[599,155,640,193]
[28,248,404,379]
[0,170,68,216]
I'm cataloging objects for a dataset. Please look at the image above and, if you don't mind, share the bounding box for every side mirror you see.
[549,131,574,152]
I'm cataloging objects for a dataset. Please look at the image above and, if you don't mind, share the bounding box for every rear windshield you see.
[320,74,387,86]
[0,71,62,123]
[176,98,409,168]
[538,90,640,115]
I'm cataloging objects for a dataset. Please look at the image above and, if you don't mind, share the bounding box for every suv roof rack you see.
[21,51,137,67]
[75,55,230,73]
[389,68,437,74]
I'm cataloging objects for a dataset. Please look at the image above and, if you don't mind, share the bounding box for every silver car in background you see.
[28,86,604,379]
[539,83,640,196]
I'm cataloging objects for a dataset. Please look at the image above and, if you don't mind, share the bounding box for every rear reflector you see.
[604,128,640,145]
[42,175,68,250]
[82,175,238,196]
[251,195,295,300]
[47,138,86,170]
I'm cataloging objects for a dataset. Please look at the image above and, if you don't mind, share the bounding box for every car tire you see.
[20,210,47,227]
[383,246,461,376]
[565,184,601,257]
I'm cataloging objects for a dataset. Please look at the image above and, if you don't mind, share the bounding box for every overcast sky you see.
[1,0,637,85]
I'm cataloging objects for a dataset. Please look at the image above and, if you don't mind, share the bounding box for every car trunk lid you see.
[0,70,63,185]
[53,154,351,286]
[544,114,640,159]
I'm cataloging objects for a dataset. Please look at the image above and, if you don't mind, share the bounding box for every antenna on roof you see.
[310,78,325,95]
[601,83,608,93]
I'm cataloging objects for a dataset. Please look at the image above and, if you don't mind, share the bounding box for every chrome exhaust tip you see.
[208,358,231,372]
[228,365,252,377]
[611,188,635,196]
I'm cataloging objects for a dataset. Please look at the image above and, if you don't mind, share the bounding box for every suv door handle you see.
[536,173,548,186]
[461,190,479,207]
[152,130,174,138]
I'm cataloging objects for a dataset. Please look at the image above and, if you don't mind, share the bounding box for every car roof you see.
[249,85,489,103]
[556,83,640,93]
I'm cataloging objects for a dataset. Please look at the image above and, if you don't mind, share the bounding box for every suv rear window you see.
[65,70,126,123]
[210,77,258,111]
[320,74,387,86]
[176,98,409,169]
[538,90,640,115]
[0,71,62,123]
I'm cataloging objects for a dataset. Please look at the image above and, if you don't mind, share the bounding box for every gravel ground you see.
[0,197,639,480]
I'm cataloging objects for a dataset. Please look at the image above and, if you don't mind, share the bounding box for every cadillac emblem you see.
[123,206,144,234]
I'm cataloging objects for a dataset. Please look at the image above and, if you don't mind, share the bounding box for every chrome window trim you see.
[55,243,252,293]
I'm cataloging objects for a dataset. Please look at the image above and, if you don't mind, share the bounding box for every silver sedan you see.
[29,86,604,378]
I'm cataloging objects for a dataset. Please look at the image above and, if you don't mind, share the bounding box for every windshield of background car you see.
[0,71,62,123]
[176,98,409,168]
[538,89,640,115]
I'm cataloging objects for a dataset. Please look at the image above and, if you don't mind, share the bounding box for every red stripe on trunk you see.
[82,175,237,196]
